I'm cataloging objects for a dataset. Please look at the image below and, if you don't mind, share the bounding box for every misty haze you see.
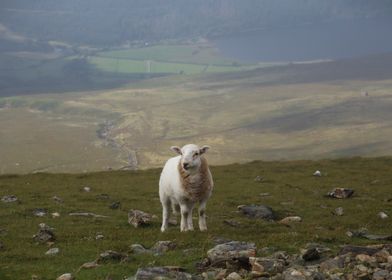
[1,1,392,279]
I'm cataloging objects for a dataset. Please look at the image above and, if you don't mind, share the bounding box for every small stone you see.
[249,256,285,275]
[388,256,392,264]
[355,254,376,264]
[302,248,320,261]
[207,241,256,263]
[51,212,60,218]
[278,216,302,225]
[254,176,264,182]
[80,261,99,269]
[151,240,176,254]
[333,207,344,216]
[327,188,354,199]
[45,247,59,256]
[130,244,148,254]
[96,193,110,200]
[1,195,18,203]
[238,204,276,220]
[223,219,241,227]
[109,201,120,209]
[313,170,322,177]
[95,234,104,240]
[128,209,154,228]
[226,272,242,280]
[32,208,47,217]
[83,186,91,192]
[56,273,74,280]
[260,192,271,197]
[378,212,388,219]
[134,266,190,280]
[33,226,55,243]
[97,250,127,263]
[52,196,63,203]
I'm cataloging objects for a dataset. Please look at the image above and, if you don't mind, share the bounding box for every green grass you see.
[1,157,392,279]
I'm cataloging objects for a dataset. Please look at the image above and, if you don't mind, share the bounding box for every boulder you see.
[207,241,256,264]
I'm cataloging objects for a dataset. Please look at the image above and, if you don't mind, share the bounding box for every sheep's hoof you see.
[161,227,168,232]
[199,227,207,232]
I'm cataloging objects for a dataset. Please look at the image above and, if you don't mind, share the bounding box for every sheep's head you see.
[171,144,210,171]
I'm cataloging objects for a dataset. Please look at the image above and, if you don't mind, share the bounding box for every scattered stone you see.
[302,248,321,262]
[207,241,256,264]
[249,256,285,276]
[51,212,60,218]
[33,224,55,243]
[45,247,59,256]
[32,208,47,217]
[278,216,302,225]
[69,212,109,218]
[79,261,99,270]
[97,250,127,263]
[223,219,241,227]
[134,266,191,280]
[83,186,91,192]
[130,244,148,254]
[95,234,104,240]
[151,240,176,254]
[378,211,388,219]
[56,273,74,280]
[52,196,63,203]
[128,209,154,228]
[313,170,322,177]
[339,245,380,256]
[346,227,368,238]
[237,205,276,220]
[1,195,18,203]
[260,192,271,197]
[372,269,390,280]
[327,188,354,199]
[333,207,344,216]
[254,176,264,182]
[109,201,120,209]
[226,271,242,280]
[355,254,376,264]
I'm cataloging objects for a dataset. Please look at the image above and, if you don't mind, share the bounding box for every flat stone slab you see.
[237,205,276,220]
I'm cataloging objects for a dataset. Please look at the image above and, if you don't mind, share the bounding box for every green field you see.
[0,157,391,279]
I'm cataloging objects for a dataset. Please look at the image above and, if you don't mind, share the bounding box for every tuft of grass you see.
[0,157,392,279]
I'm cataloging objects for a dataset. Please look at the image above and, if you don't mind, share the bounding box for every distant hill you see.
[1,0,391,46]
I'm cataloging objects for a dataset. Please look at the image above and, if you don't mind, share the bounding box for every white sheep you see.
[159,144,214,232]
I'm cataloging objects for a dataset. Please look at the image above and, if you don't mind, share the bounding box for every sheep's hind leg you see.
[160,198,170,232]
[198,200,208,231]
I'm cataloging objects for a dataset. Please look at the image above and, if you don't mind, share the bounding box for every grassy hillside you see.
[0,53,392,173]
[0,157,391,279]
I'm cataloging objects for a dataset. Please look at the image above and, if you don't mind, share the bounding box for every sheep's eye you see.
[194,152,199,156]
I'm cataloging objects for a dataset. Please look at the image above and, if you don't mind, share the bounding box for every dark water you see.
[213,18,392,62]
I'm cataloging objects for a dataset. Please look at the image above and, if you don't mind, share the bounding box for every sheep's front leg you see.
[180,204,192,232]
[198,200,208,231]
[187,204,195,231]
[160,198,170,232]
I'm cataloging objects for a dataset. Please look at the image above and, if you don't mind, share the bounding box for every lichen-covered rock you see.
[130,244,148,254]
[32,208,47,217]
[33,228,55,243]
[151,240,176,254]
[237,205,276,220]
[207,241,257,263]
[97,250,127,263]
[1,195,18,203]
[249,257,285,277]
[301,248,320,262]
[279,216,302,225]
[45,247,59,256]
[226,272,243,280]
[327,188,354,199]
[128,209,154,228]
[135,266,191,280]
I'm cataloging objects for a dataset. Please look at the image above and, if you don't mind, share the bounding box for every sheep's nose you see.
[183,163,190,170]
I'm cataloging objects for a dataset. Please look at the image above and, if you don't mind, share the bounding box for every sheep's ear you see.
[170,146,182,155]
[199,145,210,155]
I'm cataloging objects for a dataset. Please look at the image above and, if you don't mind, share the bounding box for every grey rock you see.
[79,261,99,270]
[278,216,302,225]
[313,170,322,177]
[45,247,60,255]
[249,256,285,276]
[237,205,276,220]
[327,188,354,199]
[33,228,56,243]
[372,269,390,280]
[96,193,110,200]
[223,219,241,227]
[56,273,74,280]
[97,250,127,263]
[128,209,154,228]
[226,272,242,280]
[32,208,47,217]
[135,266,191,280]
[302,248,320,262]
[254,176,264,182]
[151,240,176,254]
[1,195,18,203]
[333,207,344,216]
[130,244,149,254]
[52,196,63,203]
[95,234,104,240]
[207,241,256,263]
[109,201,120,209]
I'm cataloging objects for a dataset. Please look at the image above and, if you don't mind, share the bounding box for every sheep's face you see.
[171,144,210,171]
